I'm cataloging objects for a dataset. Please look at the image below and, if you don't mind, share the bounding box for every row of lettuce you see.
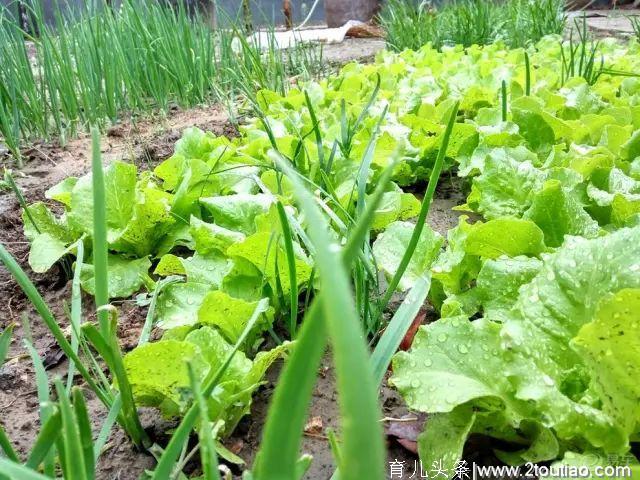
[23,35,640,468]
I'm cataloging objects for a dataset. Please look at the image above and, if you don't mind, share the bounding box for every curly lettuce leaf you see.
[393,227,640,469]
[372,221,444,292]
[198,290,274,345]
[226,231,312,298]
[123,339,209,417]
[200,194,274,235]
[464,217,546,259]
[466,150,545,219]
[190,216,246,255]
[572,289,640,436]
[524,180,601,247]
[27,234,74,273]
[80,254,152,298]
[156,282,212,329]
[125,323,288,435]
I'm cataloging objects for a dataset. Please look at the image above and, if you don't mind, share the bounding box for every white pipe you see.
[296,0,321,29]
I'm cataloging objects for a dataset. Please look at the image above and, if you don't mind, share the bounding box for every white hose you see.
[296,0,321,29]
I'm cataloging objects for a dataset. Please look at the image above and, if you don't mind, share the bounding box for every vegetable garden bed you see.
[2,25,640,480]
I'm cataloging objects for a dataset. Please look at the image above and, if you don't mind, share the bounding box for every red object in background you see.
[399,308,427,352]
[283,0,293,30]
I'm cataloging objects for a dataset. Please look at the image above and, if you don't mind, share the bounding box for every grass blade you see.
[370,275,431,386]
[378,101,460,312]
[23,338,56,476]
[525,51,531,96]
[0,425,18,462]
[187,363,221,480]
[276,201,298,337]
[25,410,62,470]
[0,459,51,480]
[274,154,385,480]
[90,127,110,336]
[94,394,122,462]
[254,301,327,479]
[0,324,14,368]
[72,387,96,480]
[66,240,84,393]
[54,379,87,480]
[304,90,325,178]
[501,80,508,122]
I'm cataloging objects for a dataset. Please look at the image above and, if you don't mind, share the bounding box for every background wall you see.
[0,0,326,27]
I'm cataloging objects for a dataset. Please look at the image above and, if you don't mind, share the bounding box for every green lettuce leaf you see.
[198,290,274,345]
[226,231,312,298]
[464,217,546,259]
[372,221,444,292]
[200,194,274,235]
[125,324,288,434]
[524,180,601,247]
[572,289,640,436]
[393,226,640,468]
[466,150,545,219]
[28,233,75,273]
[80,255,152,298]
[156,282,212,329]
[190,216,246,255]
[123,339,209,417]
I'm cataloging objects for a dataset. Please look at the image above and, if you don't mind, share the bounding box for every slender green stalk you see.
[379,102,460,312]
[276,201,299,337]
[524,52,531,96]
[54,379,87,480]
[0,426,18,462]
[24,339,56,476]
[91,128,110,336]
[72,387,96,480]
[0,459,51,480]
[94,395,122,462]
[82,315,148,449]
[0,324,13,368]
[370,275,431,386]
[501,80,508,122]
[253,301,327,479]
[305,91,325,180]
[0,243,108,406]
[66,240,84,394]
[187,363,221,480]
[274,154,385,480]
[25,411,62,470]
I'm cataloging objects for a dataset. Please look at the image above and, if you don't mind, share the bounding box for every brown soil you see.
[0,97,465,478]
[0,104,235,480]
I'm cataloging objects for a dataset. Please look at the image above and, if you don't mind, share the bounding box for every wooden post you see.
[242,0,253,33]
[283,0,293,30]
